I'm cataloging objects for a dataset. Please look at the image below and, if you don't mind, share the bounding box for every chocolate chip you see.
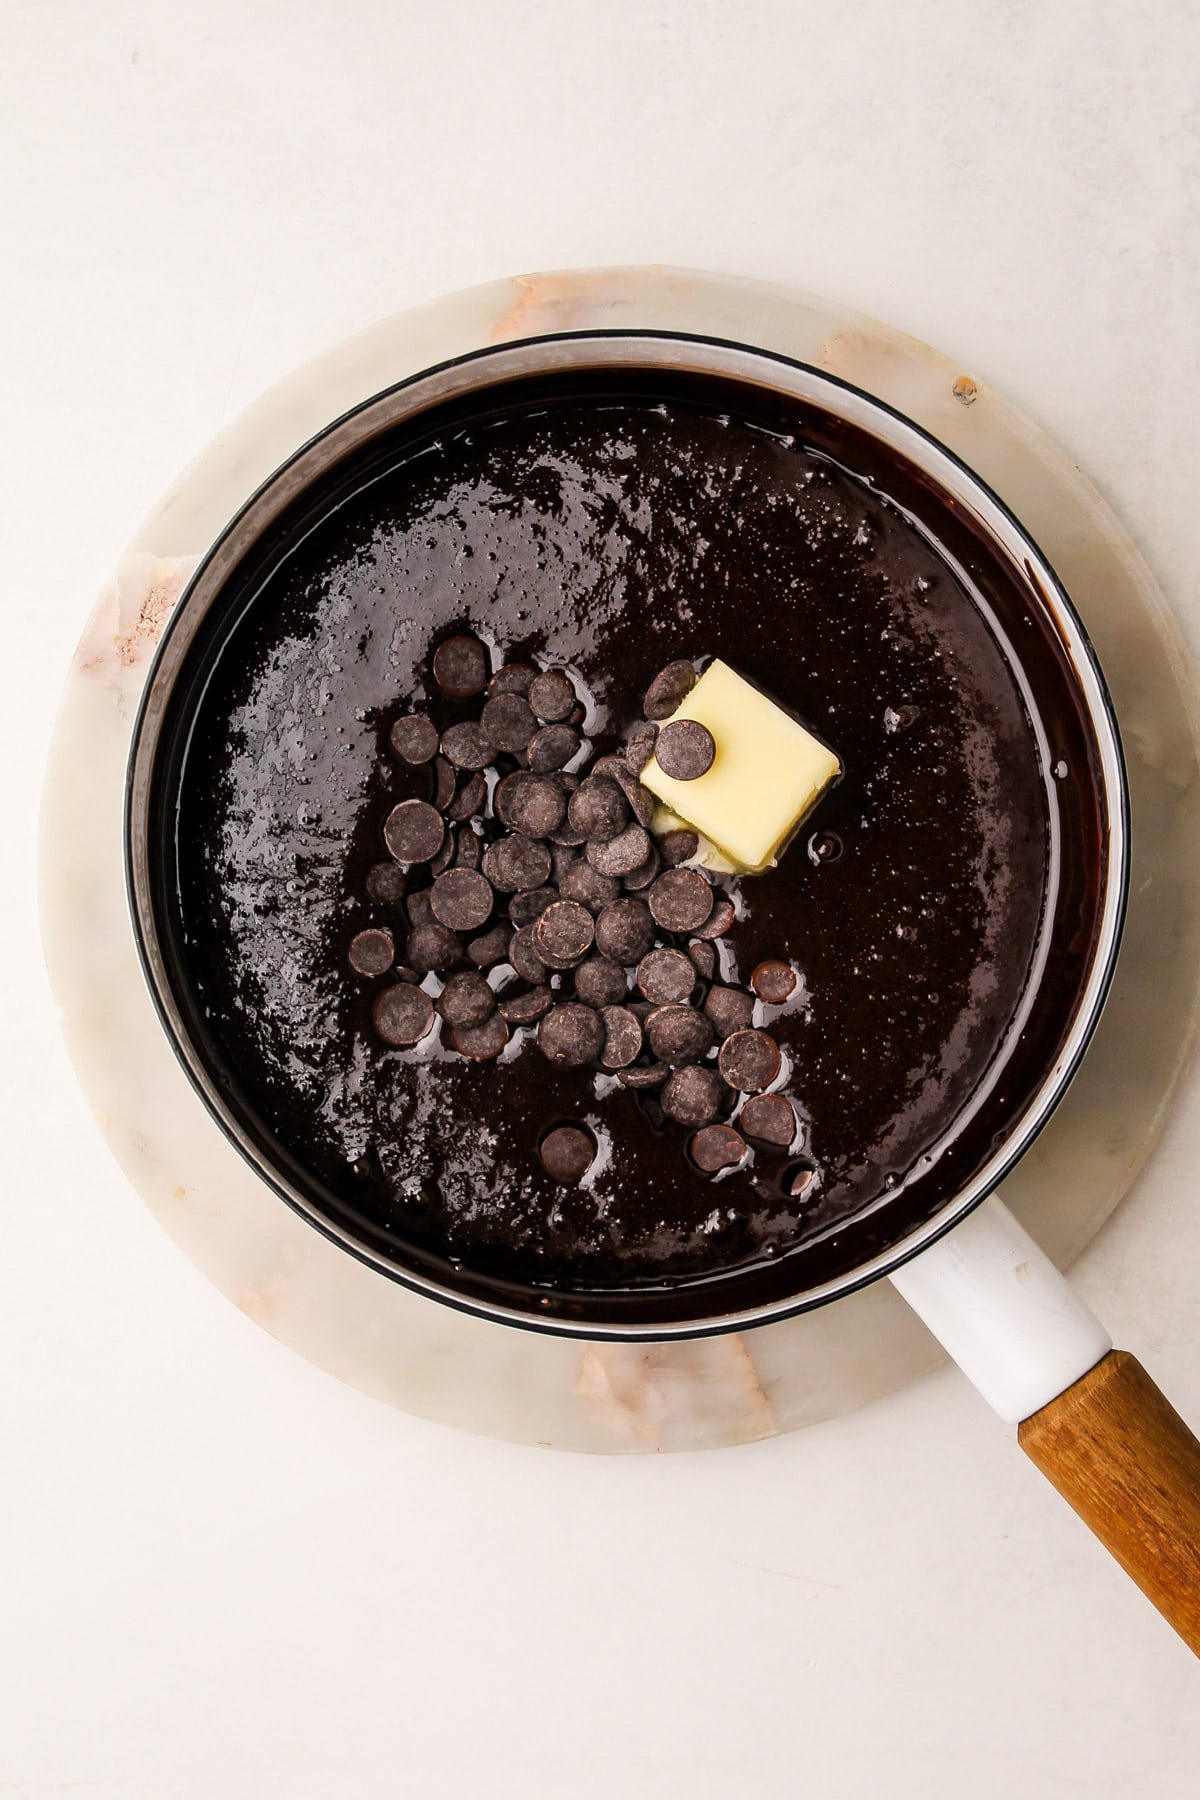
[430,867,493,932]
[436,970,496,1029]
[597,1006,643,1070]
[740,1094,797,1147]
[431,756,457,811]
[587,823,652,877]
[406,922,463,974]
[467,923,513,968]
[704,985,756,1036]
[498,984,554,1026]
[534,900,595,969]
[538,1002,605,1067]
[539,1124,596,1184]
[365,862,408,905]
[687,939,717,981]
[453,827,483,869]
[389,713,439,764]
[489,661,537,697]
[384,799,446,865]
[568,778,628,841]
[550,842,581,883]
[750,960,797,1004]
[621,846,660,891]
[428,831,455,878]
[595,756,655,827]
[348,928,395,977]
[449,1013,510,1061]
[647,867,713,933]
[495,772,567,837]
[527,725,581,773]
[509,924,547,984]
[568,702,587,727]
[440,721,494,772]
[594,898,654,964]
[718,1029,782,1093]
[637,948,696,1005]
[406,889,435,928]
[393,965,419,984]
[660,829,699,867]
[372,982,435,1047]
[646,1005,715,1066]
[655,719,715,781]
[559,859,622,911]
[483,833,553,892]
[446,771,487,823]
[644,660,697,720]
[625,721,659,771]
[662,1065,725,1127]
[508,886,558,927]
[481,692,537,753]
[689,1124,747,1174]
[690,895,735,940]
[782,1159,819,1199]
[573,956,628,1008]
[433,633,488,698]
[547,818,588,847]
[529,669,577,722]
[616,1062,671,1089]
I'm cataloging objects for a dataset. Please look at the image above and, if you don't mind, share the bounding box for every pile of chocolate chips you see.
[349,637,807,1188]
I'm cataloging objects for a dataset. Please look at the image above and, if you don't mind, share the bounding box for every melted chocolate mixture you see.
[159,371,1103,1324]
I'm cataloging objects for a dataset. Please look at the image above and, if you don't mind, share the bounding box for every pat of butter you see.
[640,660,841,873]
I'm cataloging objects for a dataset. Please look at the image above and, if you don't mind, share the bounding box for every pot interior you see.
[128,336,1124,1336]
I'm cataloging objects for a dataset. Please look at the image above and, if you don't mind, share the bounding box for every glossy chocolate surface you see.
[146,366,1106,1326]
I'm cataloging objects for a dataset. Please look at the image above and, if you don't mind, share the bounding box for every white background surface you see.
[4,3,1199,1795]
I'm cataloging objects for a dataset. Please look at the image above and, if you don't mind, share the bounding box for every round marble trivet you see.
[39,268,1200,1454]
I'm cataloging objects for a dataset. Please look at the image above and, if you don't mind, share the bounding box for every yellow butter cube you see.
[640,660,841,873]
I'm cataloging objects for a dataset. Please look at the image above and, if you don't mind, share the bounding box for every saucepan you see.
[124,332,1200,1651]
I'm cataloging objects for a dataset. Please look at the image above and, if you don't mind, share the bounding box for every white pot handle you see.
[890,1193,1200,1655]
[889,1193,1111,1425]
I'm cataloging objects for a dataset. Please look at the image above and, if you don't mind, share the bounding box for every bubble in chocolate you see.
[807,830,844,865]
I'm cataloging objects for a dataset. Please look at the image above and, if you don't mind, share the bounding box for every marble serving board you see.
[38,267,1200,1453]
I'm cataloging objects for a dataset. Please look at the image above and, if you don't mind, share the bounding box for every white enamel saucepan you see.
[125,333,1200,1652]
